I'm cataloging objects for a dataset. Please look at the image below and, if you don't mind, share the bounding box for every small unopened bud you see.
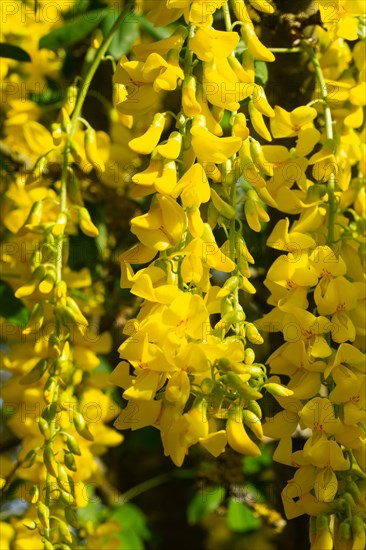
[37,501,49,529]
[73,410,94,441]
[78,207,99,238]
[20,358,47,384]
[263,383,293,397]
[245,323,264,344]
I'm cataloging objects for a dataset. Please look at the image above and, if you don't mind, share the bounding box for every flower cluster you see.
[1,0,365,548]
[0,3,142,548]
[112,0,366,547]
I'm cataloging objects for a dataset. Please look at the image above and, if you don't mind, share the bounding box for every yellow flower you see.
[190,117,242,163]
[131,194,187,251]
[317,0,365,41]
[270,106,320,156]
[190,26,239,61]
[129,113,167,154]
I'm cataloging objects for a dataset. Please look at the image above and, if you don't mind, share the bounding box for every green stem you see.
[302,40,337,246]
[56,3,134,283]
[69,3,133,138]
[120,470,195,503]
[223,3,233,36]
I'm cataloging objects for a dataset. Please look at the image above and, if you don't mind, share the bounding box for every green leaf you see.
[102,10,139,59]
[187,486,224,525]
[77,502,103,525]
[110,503,150,540]
[254,60,268,87]
[0,281,29,329]
[118,530,144,550]
[226,499,261,533]
[39,9,108,50]
[133,14,170,40]
[0,43,31,62]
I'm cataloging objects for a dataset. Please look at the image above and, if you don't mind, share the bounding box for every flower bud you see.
[52,212,68,237]
[65,434,82,455]
[65,506,79,529]
[20,358,47,384]
[51,122,62,145]
[78,207,99,238]
[210,188,236,219]
[182,76,201,117]
[38,417,51,440]
[60,107,72,133]
[244,348,255,365]
[246,400,262,420]
[44,446,57,477]
[37,501,49,529]
[64,452,77,472]
[22,448,38,468]
[28,484,39,504]
[242,408,263,440]
[44,376,58,404]
[84,127,105,172]
[63,85,78,116]
[73,410,94,441]
[263,383,293,397]
[18,201,43,236]
[245,323,264,344]
[15,265,46,298]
